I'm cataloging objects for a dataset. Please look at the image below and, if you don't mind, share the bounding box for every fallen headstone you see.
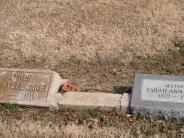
[131,74,184,121]
[0,68,67,108]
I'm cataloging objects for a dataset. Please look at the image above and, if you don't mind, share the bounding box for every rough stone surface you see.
[131,74,184,121]
[0,68,66,108]
[58,92,130,112]
[120,93,131,112]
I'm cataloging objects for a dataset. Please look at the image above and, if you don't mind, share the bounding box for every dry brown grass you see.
[1,0,184,137]
[0,0,184,67]
[0,107,182,138]
[0,122,133,138]
[0,0,184,91]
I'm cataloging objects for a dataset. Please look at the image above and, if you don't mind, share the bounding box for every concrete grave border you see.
[58,92,130,112]
[0,68,131,112]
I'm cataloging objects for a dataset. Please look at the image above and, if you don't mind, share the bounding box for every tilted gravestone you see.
[0,68,66,108]
[131,74,184,121]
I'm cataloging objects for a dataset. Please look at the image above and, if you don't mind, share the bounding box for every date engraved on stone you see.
[23,92,39,101]
[141,79,184,103]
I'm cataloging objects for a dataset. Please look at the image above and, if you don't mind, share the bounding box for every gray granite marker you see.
[131,74,184,121]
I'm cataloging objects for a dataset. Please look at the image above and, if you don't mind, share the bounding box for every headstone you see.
[0,68,66,108]
[131,74,184,121]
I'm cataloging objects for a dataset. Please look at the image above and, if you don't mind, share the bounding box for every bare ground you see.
[1,0,184,137]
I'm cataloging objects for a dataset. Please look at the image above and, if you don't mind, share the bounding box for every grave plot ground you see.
[1,0,184,137]
[0,106,183,138]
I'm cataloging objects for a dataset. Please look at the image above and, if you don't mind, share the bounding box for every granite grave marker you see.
[131,74,184,121]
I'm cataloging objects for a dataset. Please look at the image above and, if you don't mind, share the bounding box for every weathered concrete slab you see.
[0,68,66,108]
[58,92,130,112]
[131,74,184,121]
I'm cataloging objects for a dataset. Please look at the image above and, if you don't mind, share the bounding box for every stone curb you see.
[0,68,131,112]
[58,92,130,112]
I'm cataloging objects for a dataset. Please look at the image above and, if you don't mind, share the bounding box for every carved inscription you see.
[0,70,52,104]
[142,79,184,103]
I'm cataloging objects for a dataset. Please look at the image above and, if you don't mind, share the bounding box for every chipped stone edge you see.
[47,71,67,109]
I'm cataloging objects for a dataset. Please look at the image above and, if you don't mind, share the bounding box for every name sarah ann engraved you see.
[146,83,184,94]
